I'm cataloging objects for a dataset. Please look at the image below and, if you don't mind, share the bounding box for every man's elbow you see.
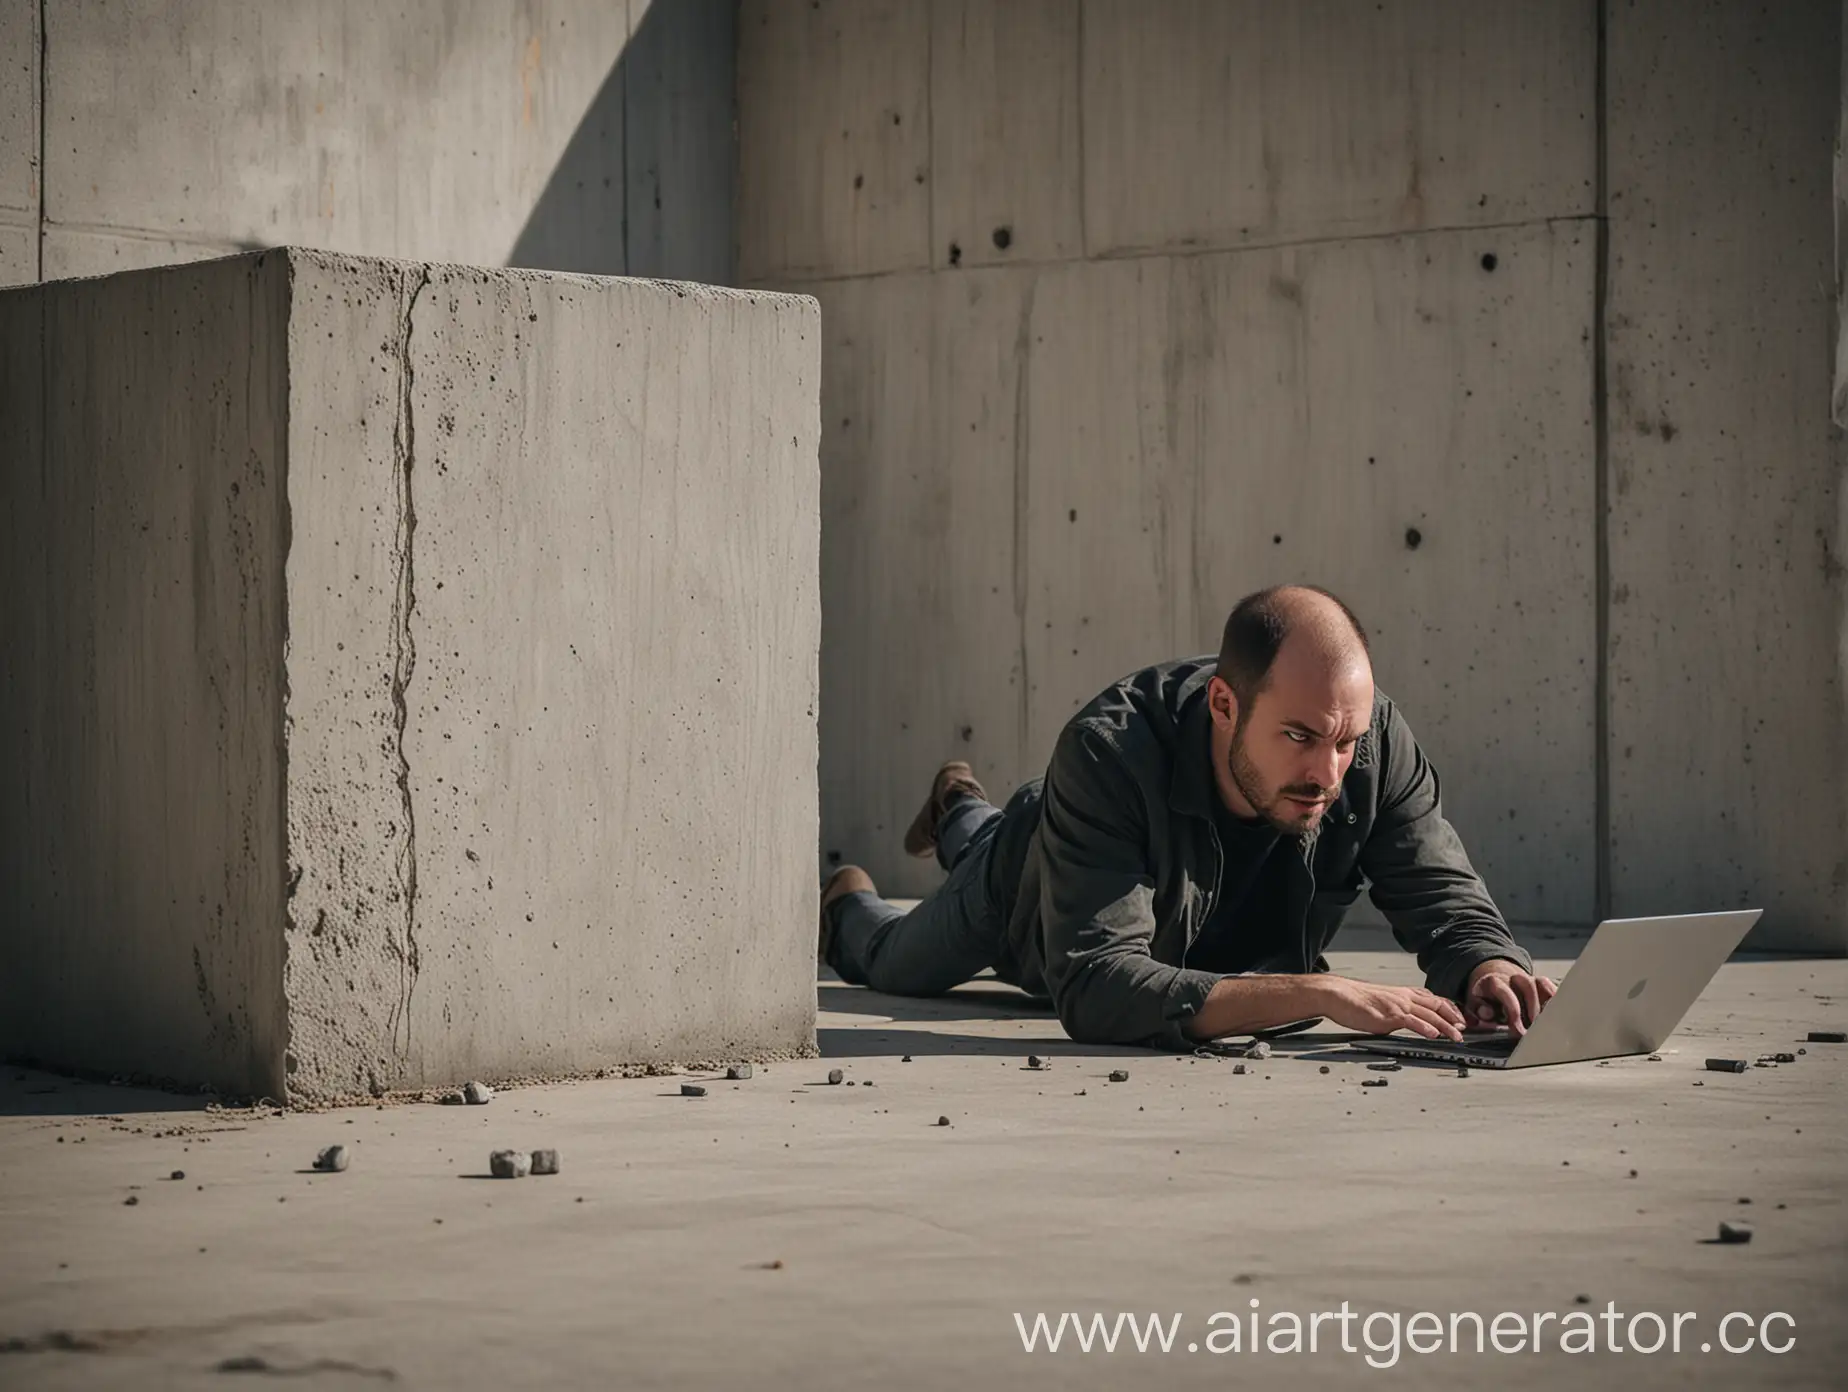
[1048,963,1123,1046]
[1049,961,1158,1048]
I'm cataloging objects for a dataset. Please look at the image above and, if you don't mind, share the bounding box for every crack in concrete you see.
[385,266,431,1068]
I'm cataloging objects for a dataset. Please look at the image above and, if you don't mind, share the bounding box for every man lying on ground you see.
[819,584,1556,1050]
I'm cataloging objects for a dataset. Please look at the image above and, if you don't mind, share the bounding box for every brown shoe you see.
[902,760,989,859]
[818,865,875,967]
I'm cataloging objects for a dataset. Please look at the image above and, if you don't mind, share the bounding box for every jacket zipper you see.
[1182,820,1225,969]
[1297,825,1319,971]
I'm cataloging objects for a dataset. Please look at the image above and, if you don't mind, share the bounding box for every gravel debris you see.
[1245,1041,1272,1060]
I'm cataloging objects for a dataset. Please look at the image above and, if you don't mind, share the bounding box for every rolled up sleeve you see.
[1037,725,1222,1050]
[1359,700,1533,1002]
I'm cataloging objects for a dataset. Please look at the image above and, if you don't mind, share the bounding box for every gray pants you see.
[825,793,1015,996]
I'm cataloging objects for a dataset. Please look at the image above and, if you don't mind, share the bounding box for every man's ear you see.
[1207,674,1239,729]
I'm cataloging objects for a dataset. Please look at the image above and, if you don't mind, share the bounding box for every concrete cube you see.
[0,249,821,1103]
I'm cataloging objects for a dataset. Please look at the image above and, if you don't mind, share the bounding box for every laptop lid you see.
[1501,909,1762,1068]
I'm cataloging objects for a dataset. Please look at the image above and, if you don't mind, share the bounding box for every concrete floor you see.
[1,925,1843,1391]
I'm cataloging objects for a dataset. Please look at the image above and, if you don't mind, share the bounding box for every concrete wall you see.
[741,0,1844,952]
[0,0,36,283]
[0,255,292,1093]
[742,0,1603,925]
[1,249,822,1099]
[4,0,734,287]
[1605,0,1847,950]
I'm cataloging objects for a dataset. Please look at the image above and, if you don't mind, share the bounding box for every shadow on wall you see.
[508,0,735,284]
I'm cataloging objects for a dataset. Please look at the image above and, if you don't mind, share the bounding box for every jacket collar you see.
[1167,667,1220,821]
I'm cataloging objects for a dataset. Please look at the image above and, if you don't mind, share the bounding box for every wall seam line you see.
[1592,0,1613,926]
[1075,0,1087,259]
[36,0,46,281]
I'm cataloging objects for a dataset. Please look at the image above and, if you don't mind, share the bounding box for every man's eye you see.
[1286,731,1307,744]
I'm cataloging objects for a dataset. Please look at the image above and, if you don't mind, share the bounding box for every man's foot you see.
[818,865,875,968]
[902,760,988,859]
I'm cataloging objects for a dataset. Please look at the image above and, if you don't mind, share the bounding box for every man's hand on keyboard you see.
[1464,960,1558,1038]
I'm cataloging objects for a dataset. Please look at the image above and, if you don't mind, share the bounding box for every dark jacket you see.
[988,656,1533,1050]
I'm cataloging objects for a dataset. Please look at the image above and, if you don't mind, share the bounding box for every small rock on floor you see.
[1806,1030,1845,1043]
[1704,1058,1749,1073]
[530,1149,560,1176]
[1366,1062,1402,1072]
[313,1145,349,1173]
[827,1069,844,1085]
[1716,1220,1753,1244]
[489,1149,531,1179]
[1232,1063,1247,1075]
[1361,1078,1389,1088]
[936,1116,950,1127]
[463,1081,493,1105]
[727,1063,754,1081]
[681,1083,707,1098]
[1108,1069,1129,1082]
[1245,1041,1272,1060]
[1319,1065,1330,1074]
[170,1170,185,1181]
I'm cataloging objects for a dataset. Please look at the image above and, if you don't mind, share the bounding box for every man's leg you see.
[825,793,1006,996]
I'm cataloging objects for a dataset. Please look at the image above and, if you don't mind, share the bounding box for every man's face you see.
[1210,643,1374,834]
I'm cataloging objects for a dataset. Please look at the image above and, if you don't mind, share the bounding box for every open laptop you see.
[1350,910,1762,1069]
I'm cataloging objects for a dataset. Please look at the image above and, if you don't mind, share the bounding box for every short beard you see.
[1226,720,1318,836]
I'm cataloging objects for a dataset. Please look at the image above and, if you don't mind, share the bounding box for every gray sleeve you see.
[1358,699,1533,1001]
[1036,723,1223,1050]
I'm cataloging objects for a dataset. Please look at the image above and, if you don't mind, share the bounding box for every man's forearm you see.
[1183,974,1331,1042]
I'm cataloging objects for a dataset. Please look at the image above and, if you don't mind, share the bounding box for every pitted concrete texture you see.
[0,930,1840,1390]
[0,249,822,1103]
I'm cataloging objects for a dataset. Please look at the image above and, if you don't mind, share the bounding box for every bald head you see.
[1215,585,1371,719]
[1208,585,1375,831]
